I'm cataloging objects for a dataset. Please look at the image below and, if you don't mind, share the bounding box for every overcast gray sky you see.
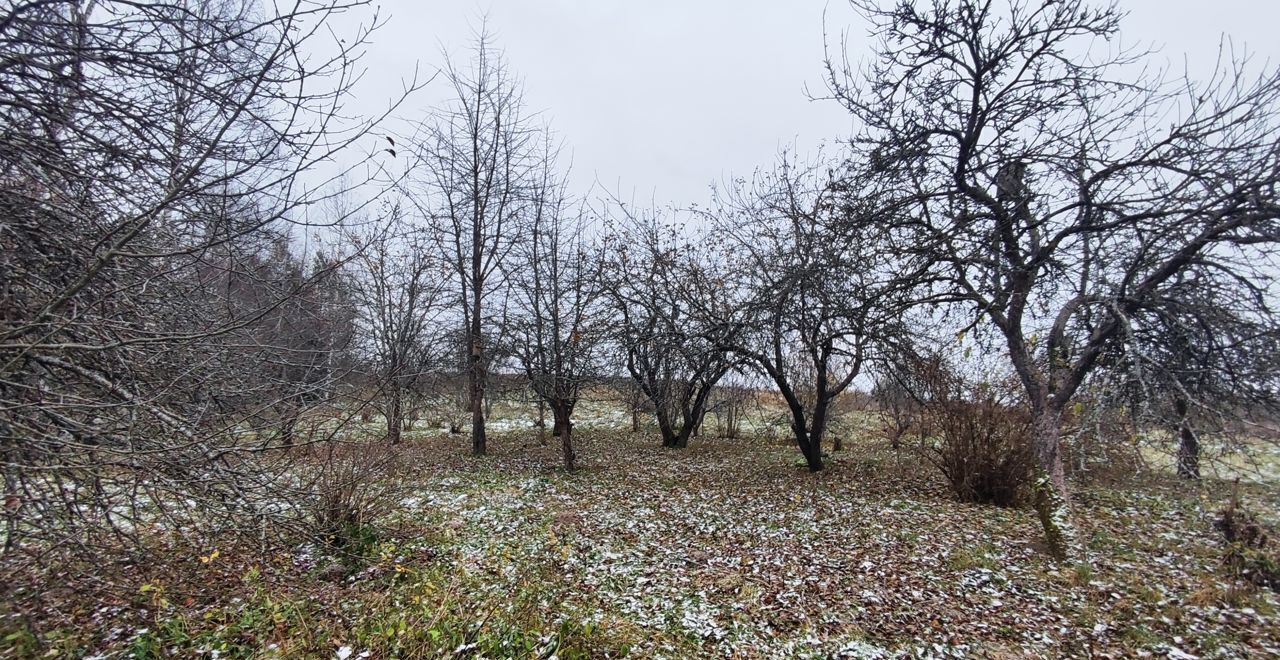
[354,0,1280,208]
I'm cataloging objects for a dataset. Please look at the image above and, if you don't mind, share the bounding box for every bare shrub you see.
[929,394,1034,506]
[290,442,407,556]
[0,0,416,560]
[909,355,1034,506]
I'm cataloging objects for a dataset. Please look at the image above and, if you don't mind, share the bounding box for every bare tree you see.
[826,0,1280,559]
[407,27,544,456]
[343,200,449,445]
[510,151,605,470]
[224,233,356,448]
[1099,267,1280,479]
[614,376,652,434]
[706,153,912,471]
[600,208,732,449]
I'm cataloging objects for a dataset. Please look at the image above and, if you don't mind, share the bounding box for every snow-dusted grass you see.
[370,432,1278,657]
[4,409,1279,658]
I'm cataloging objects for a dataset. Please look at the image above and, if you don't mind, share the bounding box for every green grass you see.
[945,541,1001,571]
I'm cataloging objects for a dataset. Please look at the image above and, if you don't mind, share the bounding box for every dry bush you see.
[286,442,408,555]
[904,355,1033,506]
[928,393,1034,506]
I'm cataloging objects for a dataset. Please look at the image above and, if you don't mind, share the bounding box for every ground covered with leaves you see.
[3,423,1279,658]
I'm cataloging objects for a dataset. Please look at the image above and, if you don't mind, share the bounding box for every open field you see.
[3,415,1278,659]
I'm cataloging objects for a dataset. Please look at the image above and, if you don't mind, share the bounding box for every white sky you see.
[350,0,1280,209]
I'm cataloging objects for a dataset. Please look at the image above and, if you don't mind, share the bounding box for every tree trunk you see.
[2,445,17,553]
[1176,425,1201,479]
[724,402,739,439]
[811,399,831,457]
[554,404,575,471]
[386,391,403,445]
[792,415,824,472]
[780,392,824,471]
[278,403,300,449]
[1173,396,1200,479]
[799,432,824,471]
[1029,406,1081,562]
[657,409,679,448]
[674,424,692,449]
[469,339,486,456]
[631,405,640,433]
[536,397,547,445]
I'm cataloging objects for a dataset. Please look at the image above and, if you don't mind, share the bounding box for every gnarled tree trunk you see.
[469,329,486,455]
[1173,396,1200,479]
[553,402,575,471]
[657,409,679,448]
[1029,406,1081,562]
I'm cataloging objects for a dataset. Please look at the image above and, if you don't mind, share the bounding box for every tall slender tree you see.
[408,28,544,455]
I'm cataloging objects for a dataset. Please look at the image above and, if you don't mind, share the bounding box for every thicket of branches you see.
[0,0,413,556]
